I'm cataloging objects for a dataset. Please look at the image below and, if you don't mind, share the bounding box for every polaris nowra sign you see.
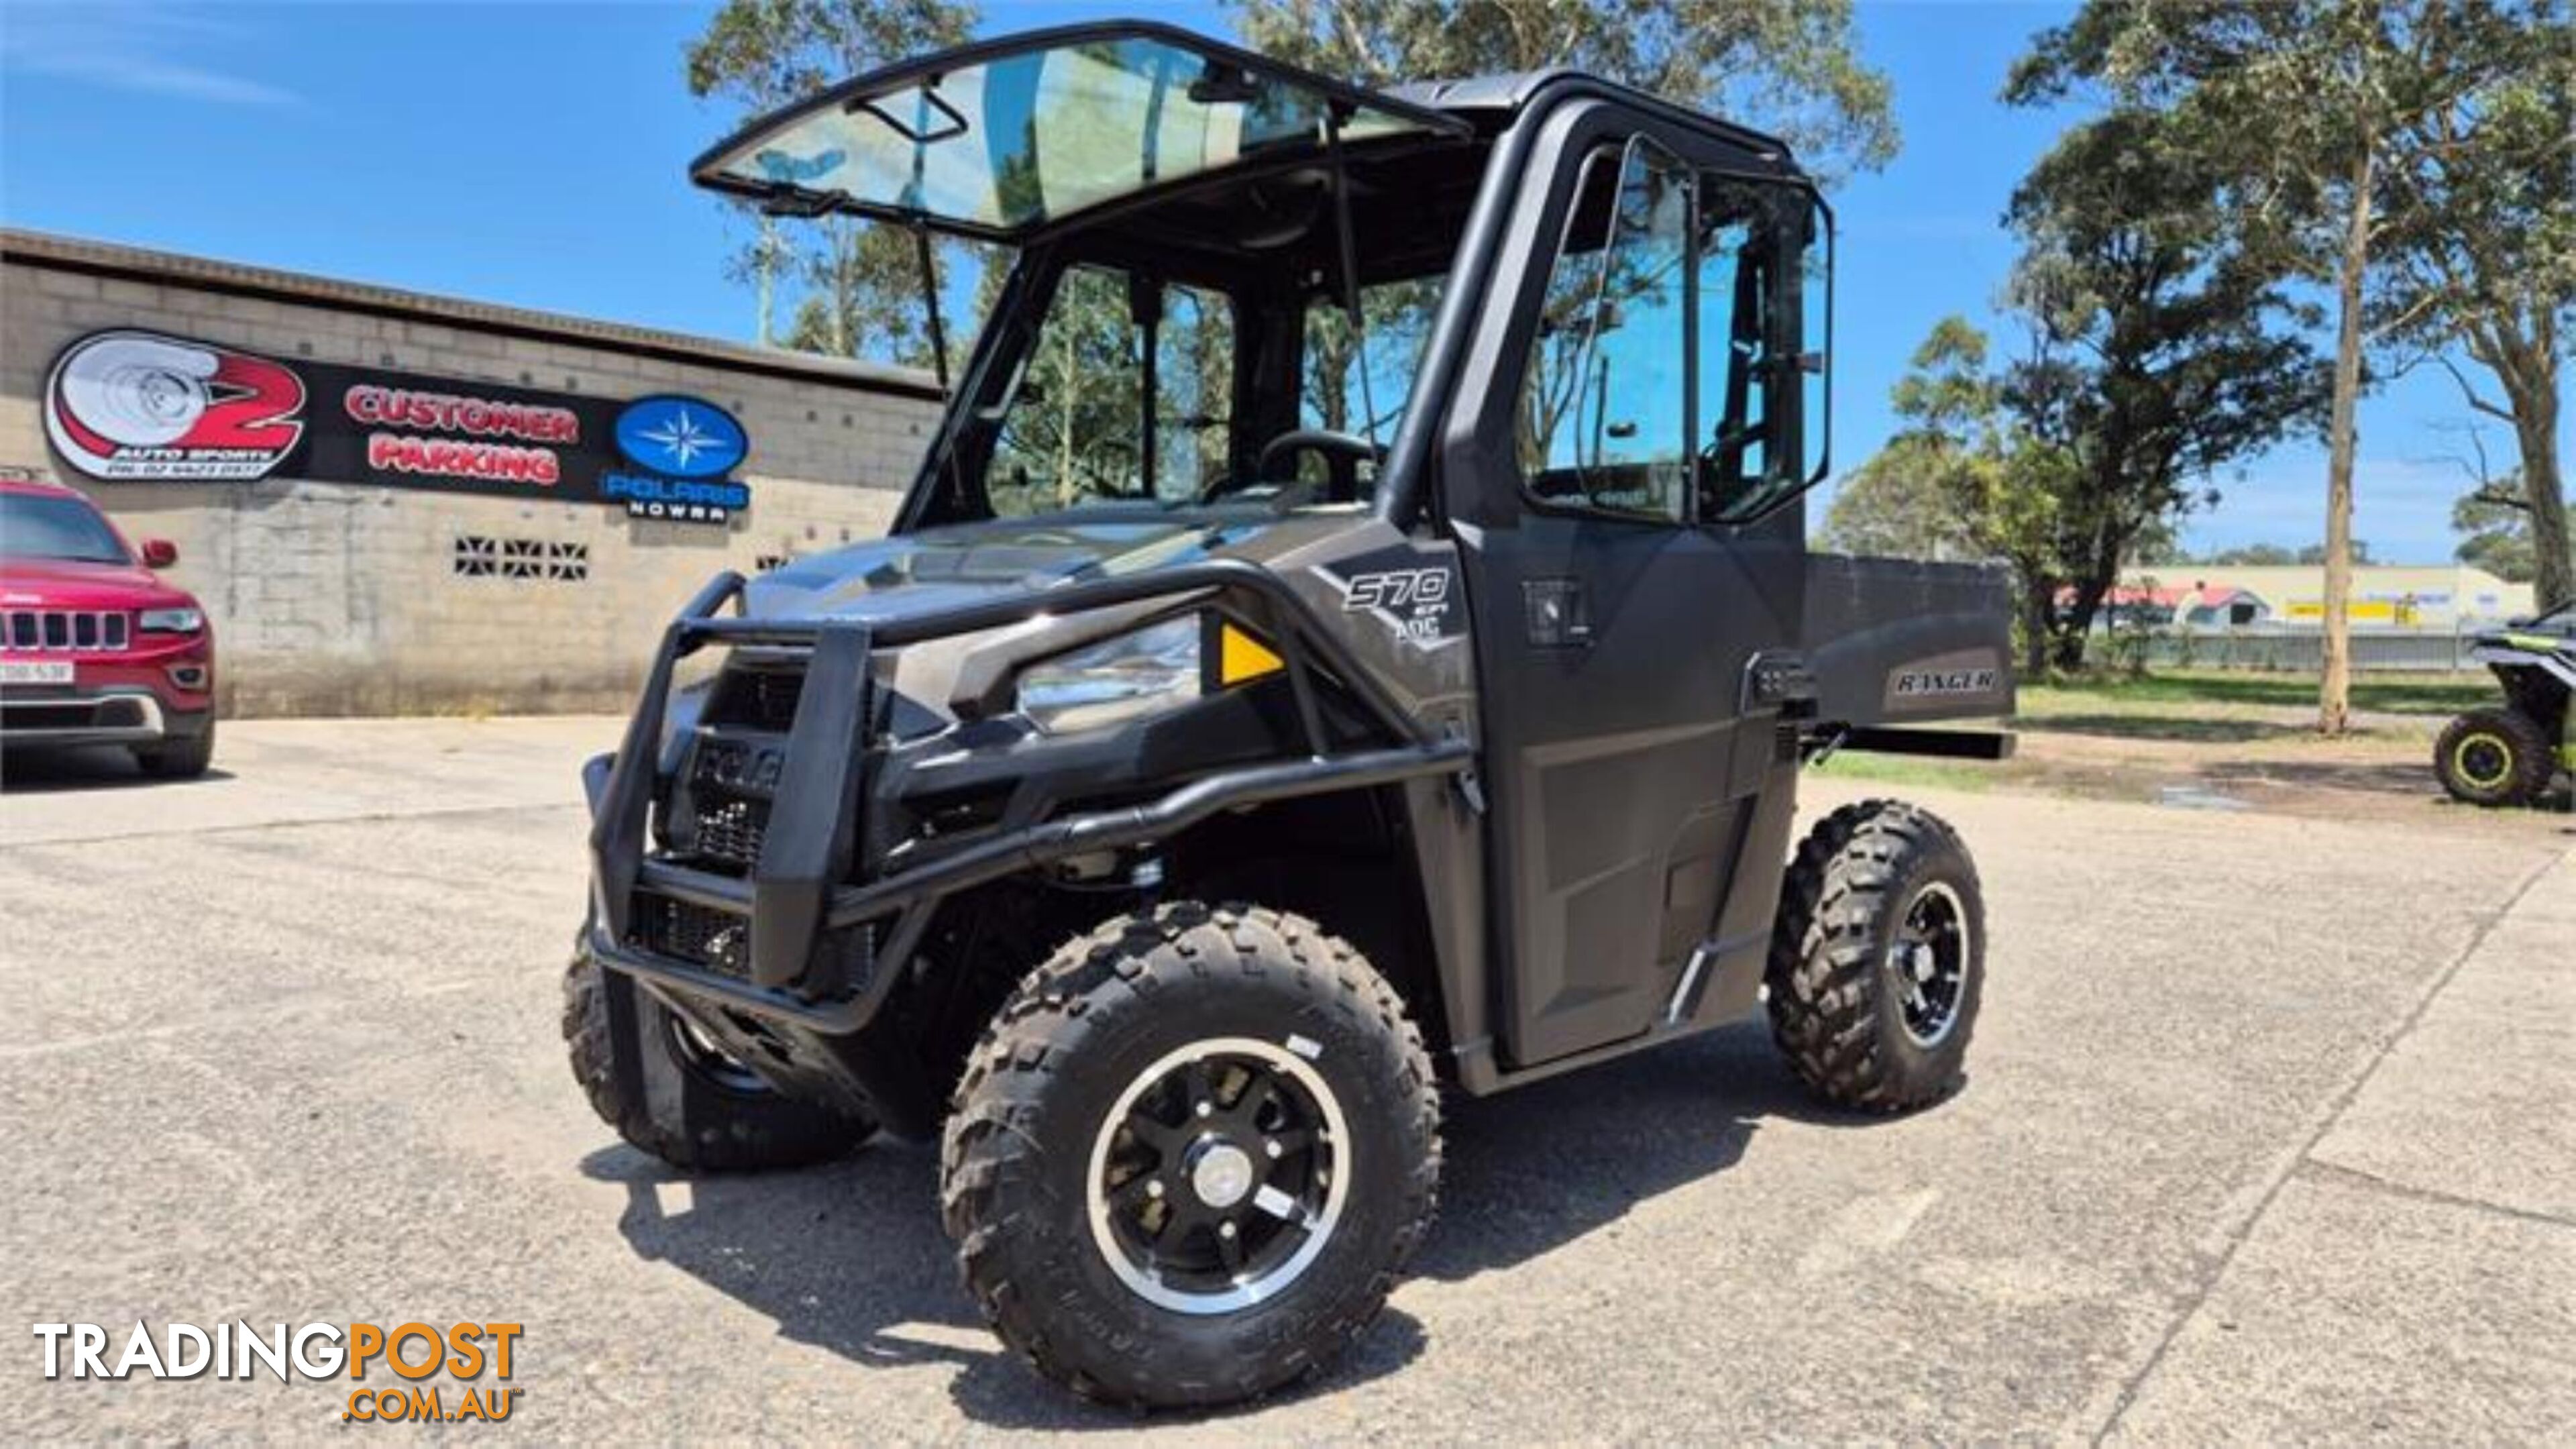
[602,394,752,525]
[42,328,755,526]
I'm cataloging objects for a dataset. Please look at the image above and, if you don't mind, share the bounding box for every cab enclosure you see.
[584,21,2012,1137]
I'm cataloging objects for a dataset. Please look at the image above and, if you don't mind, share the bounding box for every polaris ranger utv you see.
[569,22,2015,1409]
[2434,600,2573,808]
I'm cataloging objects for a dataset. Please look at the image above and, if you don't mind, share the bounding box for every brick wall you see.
[1,237,943,715]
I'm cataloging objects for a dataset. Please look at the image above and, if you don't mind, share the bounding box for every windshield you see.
[0,492,129,564]
[963,259,1446,521]
[698,28,1456,237]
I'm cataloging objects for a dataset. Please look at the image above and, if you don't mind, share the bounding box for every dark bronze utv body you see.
[582,21,2015,1140]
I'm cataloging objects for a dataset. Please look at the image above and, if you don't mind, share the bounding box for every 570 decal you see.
[1339,566,1456,645]
[1342,568,1448,614]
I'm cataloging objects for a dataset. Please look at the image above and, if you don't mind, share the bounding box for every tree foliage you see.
[2008,0,2569,729]
[686,0,977,366]
[1227,0,1898,176]
[2371,2,2575,613]
[2000,109,2327,659]
[2453,474,2576,585]
[1833,101,2326,673]
[1821,317,2080,672]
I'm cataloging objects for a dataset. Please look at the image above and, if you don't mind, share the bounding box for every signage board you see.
[43,328,753,525]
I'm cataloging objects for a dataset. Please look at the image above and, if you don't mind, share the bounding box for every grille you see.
[632,894,751,979]
[710,667,804,731]
[5,610,129,652]
[688,794,769,871]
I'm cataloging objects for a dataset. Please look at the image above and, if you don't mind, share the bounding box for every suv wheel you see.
[1767,799,1986,1112]
[2434,706,2553,808]
[133,720,215,780]
[941,902,1439,1409]
[561,941,875,1171]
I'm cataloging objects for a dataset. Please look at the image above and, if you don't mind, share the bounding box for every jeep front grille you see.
[5,610,129,652]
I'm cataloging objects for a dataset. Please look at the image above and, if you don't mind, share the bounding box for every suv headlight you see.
[138,607,205,634]
[1016,616,1201,734]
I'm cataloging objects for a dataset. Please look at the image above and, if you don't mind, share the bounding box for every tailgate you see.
[1802,555,2016,727]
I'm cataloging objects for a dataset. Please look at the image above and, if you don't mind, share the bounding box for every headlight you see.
[1016,616,1201,734]
[138,608,205,634]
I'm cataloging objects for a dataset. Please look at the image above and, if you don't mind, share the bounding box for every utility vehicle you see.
[568,22,2015,1409]
[2434,601,2573,808]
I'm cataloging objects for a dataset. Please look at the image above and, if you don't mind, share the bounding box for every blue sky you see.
[4,0,2557,563]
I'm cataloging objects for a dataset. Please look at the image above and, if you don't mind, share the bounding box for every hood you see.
[743,511,1360,625]
[0,555,192,610]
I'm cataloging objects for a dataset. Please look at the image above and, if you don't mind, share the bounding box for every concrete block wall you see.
[1,243,943,715]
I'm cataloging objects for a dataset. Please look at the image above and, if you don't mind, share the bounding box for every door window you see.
[1698,181,1825,523]
[1516,138,1693,523]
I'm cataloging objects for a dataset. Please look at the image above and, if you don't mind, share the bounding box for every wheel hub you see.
[1085,1037,1350,1316]
[1188,1140,1257,1209]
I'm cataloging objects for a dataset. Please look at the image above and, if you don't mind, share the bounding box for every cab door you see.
[1443,116,1815,1068]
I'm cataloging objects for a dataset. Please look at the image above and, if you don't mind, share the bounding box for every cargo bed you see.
[1803,555,2017,730]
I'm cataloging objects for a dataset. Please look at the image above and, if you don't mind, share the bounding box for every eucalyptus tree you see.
[2010,0,2567,730]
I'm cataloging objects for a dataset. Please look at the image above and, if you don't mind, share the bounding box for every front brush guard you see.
[583,561,1473,1038]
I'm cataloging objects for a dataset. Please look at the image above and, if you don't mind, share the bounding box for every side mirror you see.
[141,539,178,569]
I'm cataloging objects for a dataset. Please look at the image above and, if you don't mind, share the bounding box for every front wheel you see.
[1767,800,1986,1113]
[133,720,215,780]
[2434,706,2553,808]
[561,943,875,1171]
[940,902,1440,1409]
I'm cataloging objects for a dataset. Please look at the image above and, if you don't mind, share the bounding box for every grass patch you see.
[2017,669,2490,722]
[1812,752,1998,794]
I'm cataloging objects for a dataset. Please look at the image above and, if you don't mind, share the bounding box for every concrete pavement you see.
[1,718,2569,1442]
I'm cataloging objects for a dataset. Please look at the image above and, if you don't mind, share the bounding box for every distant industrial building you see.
[2107,564,2536,631]
[3,228,943,716]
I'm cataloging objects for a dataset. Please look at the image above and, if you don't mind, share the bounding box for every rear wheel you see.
[561,943,875,1171]
[2434,707,2552,808]
[941,902,1439,1409]
[1767,800,1986,1112]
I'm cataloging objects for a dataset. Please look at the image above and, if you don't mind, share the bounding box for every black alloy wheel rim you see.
[1087,1037,1348,1314]
[1890,881,1970,1049]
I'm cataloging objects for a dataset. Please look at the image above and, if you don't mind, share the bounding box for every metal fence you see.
[2130,625,2492,673]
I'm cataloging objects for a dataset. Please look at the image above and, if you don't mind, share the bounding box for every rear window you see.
[0,492,128,564]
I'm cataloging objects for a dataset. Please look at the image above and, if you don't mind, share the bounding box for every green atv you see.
[2434,600,2574,808]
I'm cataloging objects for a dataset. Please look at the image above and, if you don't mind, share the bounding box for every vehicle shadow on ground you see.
[0,745,233,792]
[581,1019,1861,1429]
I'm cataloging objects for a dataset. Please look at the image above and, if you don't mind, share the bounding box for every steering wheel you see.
[1254,429,1381,504]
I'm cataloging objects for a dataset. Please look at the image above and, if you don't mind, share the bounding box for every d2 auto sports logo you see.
[46,330,308,482]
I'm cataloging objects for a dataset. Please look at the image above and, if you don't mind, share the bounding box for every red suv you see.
[0,476,215,777]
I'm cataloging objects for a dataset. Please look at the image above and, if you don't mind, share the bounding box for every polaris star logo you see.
[612,395,748,481]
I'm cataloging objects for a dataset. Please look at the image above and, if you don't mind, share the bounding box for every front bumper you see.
[580,565,1470,1132]
[0,688,211,747]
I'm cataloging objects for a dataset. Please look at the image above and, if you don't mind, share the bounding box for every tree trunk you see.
[2318,148,2373,737]
[2510,351,2571,613]
[2019,569,2053,678]
[755,216,776,348]
[2052,577,2109,672]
